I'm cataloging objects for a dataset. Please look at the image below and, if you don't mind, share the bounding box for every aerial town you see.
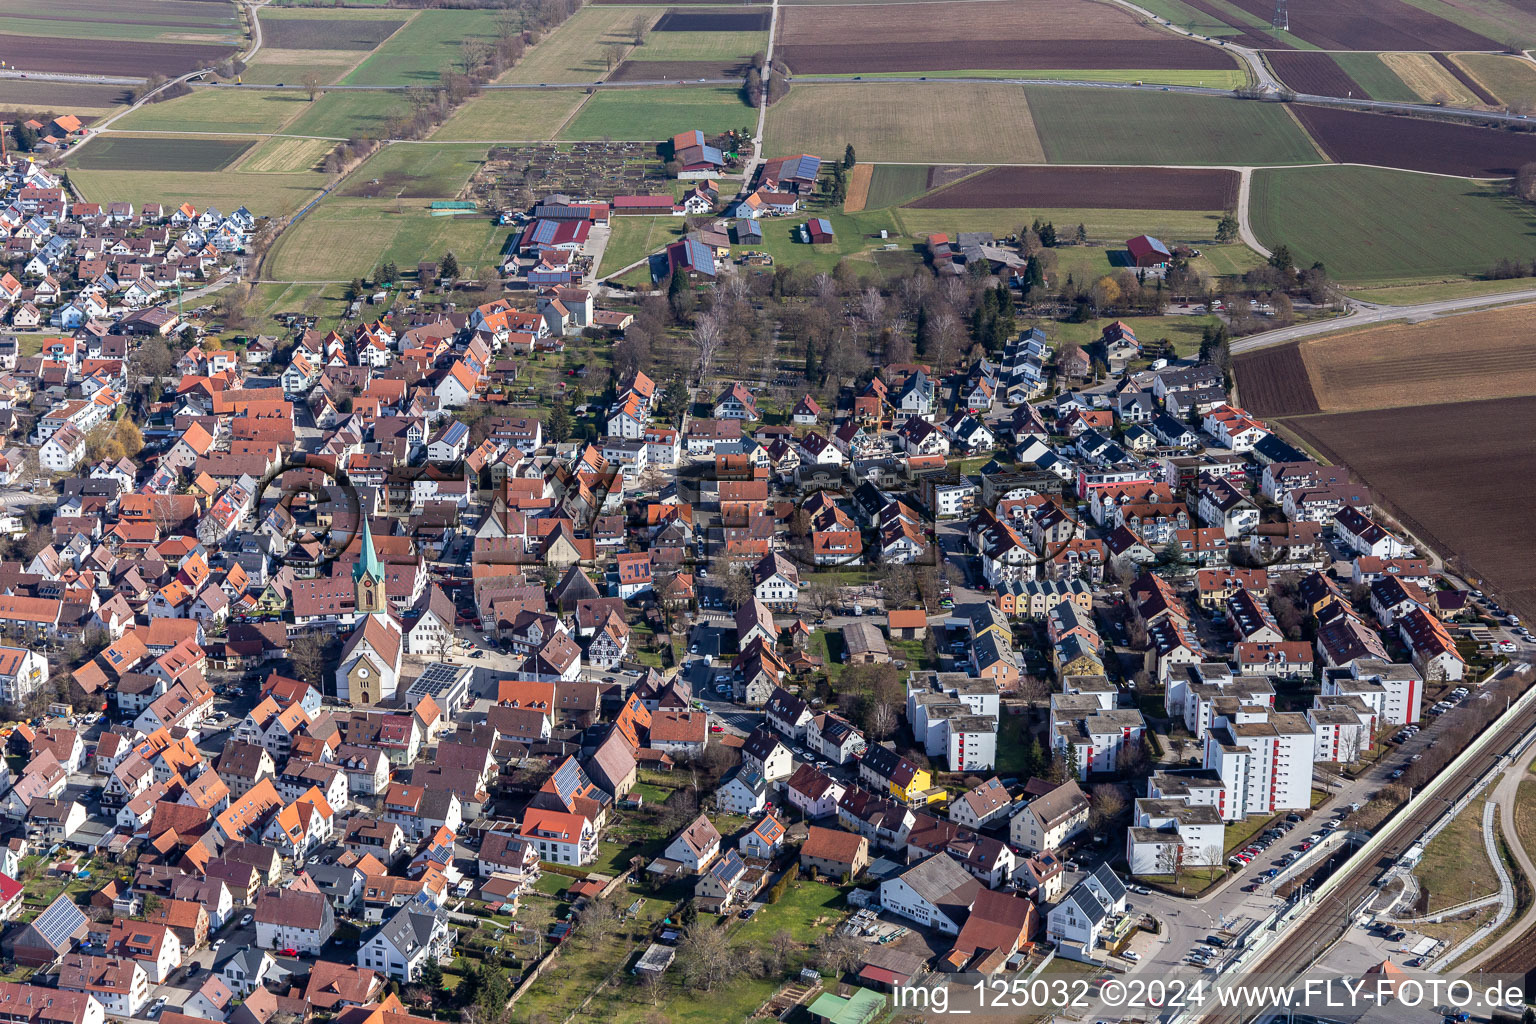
[3,0,1536,1019]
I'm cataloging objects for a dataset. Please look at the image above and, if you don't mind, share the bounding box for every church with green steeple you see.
[353,514,388,615]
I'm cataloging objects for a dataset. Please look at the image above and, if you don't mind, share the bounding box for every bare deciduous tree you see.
[691,309,725,380]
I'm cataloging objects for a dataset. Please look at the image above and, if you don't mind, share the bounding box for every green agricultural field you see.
[340,144,488,199]
[1399,0,1536,48]
[559,86,751,140]
[68,135,255,172]
[281,90,410,138]
[861,164,931,209]
[891,206,1227,244]
[265,198,508,280]
[70,168,327,218]
[812,67,1248,88]
[601,215,684,275]
[342,10,504,86]
[628,30,767,62]
[765,83,1045,163]
[1025,86,1320,165]
[503,7,654,83]
[1330,53,1419,102]
[432,87,588,140]
[1250,165,1536,285]
[113,88,310,135]
[0,0,241,44]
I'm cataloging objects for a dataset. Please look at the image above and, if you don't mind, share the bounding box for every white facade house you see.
[357,909,452,983]
[878,854,979,936]
[1202,708,1316,821]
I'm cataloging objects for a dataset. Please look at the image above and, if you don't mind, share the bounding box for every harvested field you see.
[776,0,1236,72]
[0,33,236,76]
[1268,51,1368,99]
[1289,105,1536,177]
[432,88,588,140]
[907,166,1237,210]
[502,7,654,84]
[1380,51,1479,105]
[238,136,333,173]
[654,10,770,31]
[1026,86,1319,165]
[763,83,1044,163]
[259,16,405,49]
[0,79,128,116]
[1433,52,1497,104]
[778,39,1236,73]
[843,163,873,213]
[1286,397,1536,621]
[1232,343,1320,417]
[69,135,253,172]
[1224,0,1499,49]
[1294,304,1536,413]
[1454,53,1536,110]
[1249,165,1536,283]
[608,60,746,80]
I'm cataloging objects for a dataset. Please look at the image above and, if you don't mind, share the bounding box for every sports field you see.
[342,10,504,86]
[559,87,751,140]
[113,88,310,135]
[281,90,410,138]
[432,89,588,141]
[764,83,1044,163]
[1250,165,1536,284]
[1024,86,1321,165]
[70,168,327,218]
[340,144,488,199]
[69,135,255,172]
[264,199,508,280]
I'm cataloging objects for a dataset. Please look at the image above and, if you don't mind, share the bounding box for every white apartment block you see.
[1321,658,1422,726]
[1202,707,1315,821]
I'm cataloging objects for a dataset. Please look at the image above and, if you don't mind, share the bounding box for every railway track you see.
[1199,696,1536,1023]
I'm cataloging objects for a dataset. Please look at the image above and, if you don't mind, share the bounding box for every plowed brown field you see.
[906,166,1238,210]
[1289,105,1536,178]
[1233,344,1320,416]
[1224,0,1498,50]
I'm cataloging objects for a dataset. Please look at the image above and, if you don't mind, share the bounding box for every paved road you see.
[1229,287,1536,354]
[0,70,143,86]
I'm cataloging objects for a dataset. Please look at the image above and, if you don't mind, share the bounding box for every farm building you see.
[663,238,717,281]
[613,196,683,216]
[731,221,763,244]
[1126,235,1172,268]
[804,219,835,244]
[671,130,725,177]
[759,154,823,193]
[517,219,591,256]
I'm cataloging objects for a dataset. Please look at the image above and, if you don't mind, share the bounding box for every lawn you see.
[264,199,508,280]
[559,86,753,140]
[1331,52,1420,102]
[1249,164,1536,285]
[281,89,410,138]
[432,89,588,141]
[71,168,327,218]
[343,9,505,86]
[340,143,489,198]
[765,83,1045,163]
[1224,814,1278,855]
[1416,802,1497,912]
[112,87,310,134]
[628,30,768,62]
[994,713,1039,774]
[503,7,655,83]
[601,215,685,275]
[1024,86,1321,165]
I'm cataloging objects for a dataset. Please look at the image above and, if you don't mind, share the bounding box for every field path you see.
[745,0,781,180]
[1231,288,1536,354]
[1234,166,1270,258]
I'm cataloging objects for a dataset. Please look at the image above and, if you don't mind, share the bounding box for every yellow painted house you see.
[859,745,939,805]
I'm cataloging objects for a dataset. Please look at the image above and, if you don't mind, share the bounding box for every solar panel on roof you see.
[792,155,820,181]
[31,895,85,948]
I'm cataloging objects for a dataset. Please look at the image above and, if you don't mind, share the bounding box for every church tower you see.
[353,515,387,615]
